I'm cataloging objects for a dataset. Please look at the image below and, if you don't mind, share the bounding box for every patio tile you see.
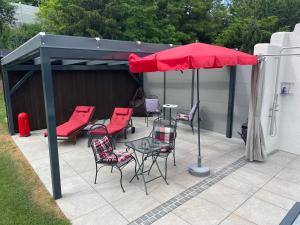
[243,160,284,176]
[170,170,205,188]
[150,181,186,203]
[152,213,190,225]
[267,151,297,166]
[235,197,287,225]
[60,149,95,174]
[93,178,142,203]
[111,190,161,221]
[253,189,296,210]
[18,140,49,161]
[173,197,230,225]
[72,204,128,225]
[60,176,93,194]
[56,188,108,220]
[209,141,242,154]
[228,148,245,158]
[219,176,259,195]
[287,157,300,170]
[262,177,300,201]
[205,154,241,173]
[199,183,250,211]
[219,214,256,225]
[275,167,300,185]
[228,167,272,187]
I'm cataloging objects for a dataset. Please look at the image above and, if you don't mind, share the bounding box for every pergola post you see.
[2,66,15,134]
[40,49,62,200]
[226,66,237,138]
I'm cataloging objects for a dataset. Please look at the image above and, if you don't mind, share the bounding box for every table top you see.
[125,137,170,154]
[162,104,178,108]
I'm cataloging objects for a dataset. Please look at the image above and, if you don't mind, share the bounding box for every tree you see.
[0,0,15,32]
[0,23,42,49]
[39,0,229,44]
[215,0,299,53]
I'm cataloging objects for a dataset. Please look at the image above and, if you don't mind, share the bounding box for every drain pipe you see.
[269,47,300,137]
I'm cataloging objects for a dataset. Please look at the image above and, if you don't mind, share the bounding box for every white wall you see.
[255,24,300,155]
[144,67,252,136]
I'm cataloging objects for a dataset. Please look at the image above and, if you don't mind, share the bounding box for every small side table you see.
[162,104,178,120]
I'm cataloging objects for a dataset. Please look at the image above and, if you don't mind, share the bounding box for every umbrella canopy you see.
[129,43,257,72]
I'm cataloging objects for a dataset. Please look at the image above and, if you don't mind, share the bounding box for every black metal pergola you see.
[1,32,172,199]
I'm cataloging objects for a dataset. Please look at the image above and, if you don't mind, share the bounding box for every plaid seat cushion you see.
[92,136,132,164]
[176,113,189,121]
[154,126,175,143]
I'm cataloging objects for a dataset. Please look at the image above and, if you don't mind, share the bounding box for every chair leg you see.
[147,115,149,127]
[173,150,176,166]
[116,167,125,192]
[111,166,113,173]
[191,124,194,135]
[94,163,98,184]
[165,155,169,180]
[88,135,93,147]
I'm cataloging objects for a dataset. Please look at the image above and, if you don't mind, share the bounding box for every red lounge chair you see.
[44,106,95,144]
[88,107,135,147]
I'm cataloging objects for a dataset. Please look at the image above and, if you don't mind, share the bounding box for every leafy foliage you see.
[0,0,15,32]
[1,0,300,53]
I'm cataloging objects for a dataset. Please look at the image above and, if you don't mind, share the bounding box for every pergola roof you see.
[1,33,174,200]
[1,32,173,69]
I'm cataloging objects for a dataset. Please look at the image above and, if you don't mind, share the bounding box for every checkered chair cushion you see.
[176,113,189,121]
[154,126,175,153]
[92,136,132,164]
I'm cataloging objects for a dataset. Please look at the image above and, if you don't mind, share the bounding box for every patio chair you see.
[88,107,135,147]
[90,136,137,192]
[145,95,161,127]
[44,105,95,144]
[175,101,199,134]
[148,117,177,180]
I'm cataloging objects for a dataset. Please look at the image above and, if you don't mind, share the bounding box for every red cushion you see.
[55,121,84,136]
[89,123,124,135]
[69,106,95,124]
[76,106,90,112]
[115,108,129,115]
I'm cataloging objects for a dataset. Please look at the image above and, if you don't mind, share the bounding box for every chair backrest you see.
[189,101,199,121]
[152,118,177,146]
[111,107,133,125]
[145,98,160,113]
[91,136,113,162]
[69,106,95,124]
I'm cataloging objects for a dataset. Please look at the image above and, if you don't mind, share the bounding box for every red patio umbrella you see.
[128,42,257,177]
[129,43,257,72]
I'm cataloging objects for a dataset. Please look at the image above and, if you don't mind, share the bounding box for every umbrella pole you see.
[191,69,195,108]
[163,72,166,118]
[188,69,210,177]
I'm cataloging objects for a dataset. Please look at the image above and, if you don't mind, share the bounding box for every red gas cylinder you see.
[18,112,30,137]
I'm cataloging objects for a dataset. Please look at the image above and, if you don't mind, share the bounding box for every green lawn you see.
[0,83,70,225]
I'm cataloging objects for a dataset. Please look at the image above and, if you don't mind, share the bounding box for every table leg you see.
[153,153,169,185]
[130,150,141,182]
[129,152,148,195]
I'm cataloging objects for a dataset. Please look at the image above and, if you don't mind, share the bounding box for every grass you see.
[0,83,70,225]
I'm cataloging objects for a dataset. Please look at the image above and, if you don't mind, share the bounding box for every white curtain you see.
[245,59,266,162]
